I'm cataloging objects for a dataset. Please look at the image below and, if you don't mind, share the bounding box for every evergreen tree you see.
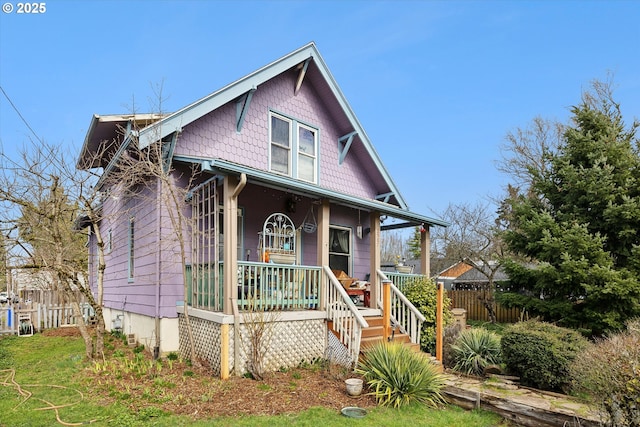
[499,82,640,335]
[407,226,422,260]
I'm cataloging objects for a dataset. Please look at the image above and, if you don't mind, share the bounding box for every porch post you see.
[420,226,431,276]
[369,211,381,308]
[223,175,239,315]
[317,199,330,310]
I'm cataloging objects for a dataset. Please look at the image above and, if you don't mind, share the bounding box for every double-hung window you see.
[270,112,317,183]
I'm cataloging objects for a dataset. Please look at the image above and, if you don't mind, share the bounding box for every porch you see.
[187,261,425,313]
[181,260,429,377]
[180,174,441,377]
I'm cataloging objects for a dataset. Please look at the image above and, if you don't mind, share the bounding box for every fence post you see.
[382,280,391,341]
[436,282,444,363]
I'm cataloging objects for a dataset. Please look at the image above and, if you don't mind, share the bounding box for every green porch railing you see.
[185,264,223,312]
[383,272,427,292]
[186,261,321,312]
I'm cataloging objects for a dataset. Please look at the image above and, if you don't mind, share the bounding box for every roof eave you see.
[175,156,448,228]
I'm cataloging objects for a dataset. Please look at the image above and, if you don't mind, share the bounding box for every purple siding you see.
[175,69,382,200]
[237,185,372,281]
[94,63,389,319]
[95,181,184,318]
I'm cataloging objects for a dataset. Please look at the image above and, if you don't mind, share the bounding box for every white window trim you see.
[128,217,135,282]
[329,225,352,275]
[269,111,318,184]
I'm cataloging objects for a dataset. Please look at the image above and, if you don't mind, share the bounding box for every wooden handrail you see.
[323,266,368,366]
[376,269,426,345]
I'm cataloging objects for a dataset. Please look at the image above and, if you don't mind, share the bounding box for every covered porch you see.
[177,163,446,377]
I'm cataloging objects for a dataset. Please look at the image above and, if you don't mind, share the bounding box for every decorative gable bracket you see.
[375,192,395,203]
[338,131,358,165]
[161,132,178,173]
[235,87,257,132]
[294,58,311,96]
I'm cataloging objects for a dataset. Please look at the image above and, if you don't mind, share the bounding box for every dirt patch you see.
[80,331,376,420]
[42,325,85,338]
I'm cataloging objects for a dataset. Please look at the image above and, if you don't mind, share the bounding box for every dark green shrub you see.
[570,319,640,426]
[450,327,501,376]
[501,320,588,391]
[403,277,453,353]
[356,341,446,408]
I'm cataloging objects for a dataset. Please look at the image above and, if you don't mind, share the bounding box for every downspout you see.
[229,173,246,378]
[154,177,162,359]
[232,172,247,198]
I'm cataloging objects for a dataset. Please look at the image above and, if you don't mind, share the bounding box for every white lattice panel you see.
[326,330,354,367]
[179,313,327,376]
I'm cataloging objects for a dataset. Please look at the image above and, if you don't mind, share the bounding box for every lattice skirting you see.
[178,313,328,376]
[326,331,354,368]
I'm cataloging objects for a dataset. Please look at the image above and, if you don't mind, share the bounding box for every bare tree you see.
[380,230,409,264]
[430,202,505,322]
[0,140,107,358]
[91,93,201,362]
[496,116,563,192]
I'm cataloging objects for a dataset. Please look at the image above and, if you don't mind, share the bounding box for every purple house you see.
[77,43,447,377]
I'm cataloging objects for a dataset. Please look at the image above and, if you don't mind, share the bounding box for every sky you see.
[1,0,639,219]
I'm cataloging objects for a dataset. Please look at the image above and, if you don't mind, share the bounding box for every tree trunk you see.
[70,299,93,359]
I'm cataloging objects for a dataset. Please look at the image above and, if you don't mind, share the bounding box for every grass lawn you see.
[0,332,509,427]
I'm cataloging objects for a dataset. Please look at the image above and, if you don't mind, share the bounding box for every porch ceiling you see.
[175,156,449,229]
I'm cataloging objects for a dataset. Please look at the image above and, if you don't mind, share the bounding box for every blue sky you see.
[1,0,638,218]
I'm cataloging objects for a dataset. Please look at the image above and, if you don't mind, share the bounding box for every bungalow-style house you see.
[77,42,447,377]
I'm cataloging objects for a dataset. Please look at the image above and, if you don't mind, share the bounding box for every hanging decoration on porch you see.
[261,212,297,264]
[356,210,363,239]
[301,204,317,233]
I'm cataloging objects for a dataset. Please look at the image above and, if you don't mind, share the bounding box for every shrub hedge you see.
[569,319,640,427]
[403,277,453,354]
[501,320,588,391]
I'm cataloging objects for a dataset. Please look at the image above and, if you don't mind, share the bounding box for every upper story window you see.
[270,112,317,183]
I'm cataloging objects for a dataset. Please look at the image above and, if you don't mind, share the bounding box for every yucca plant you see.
[355,341,446,408]
[450,327,501,376]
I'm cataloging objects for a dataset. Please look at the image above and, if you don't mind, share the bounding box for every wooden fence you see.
[447,290,521,323]
[0,302,93,335]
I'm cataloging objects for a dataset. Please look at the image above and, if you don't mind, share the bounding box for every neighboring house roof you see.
[436,260,509,283]
[436,260,474,279]
[78,42,448,229]
[454,264,509,283]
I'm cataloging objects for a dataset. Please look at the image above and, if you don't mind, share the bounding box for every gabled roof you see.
[77,113,165,169]
[79,42,409,208]
[454,265,509,283]
[79,42,448,227]
[436,260,474,278]
[143,42,408,209]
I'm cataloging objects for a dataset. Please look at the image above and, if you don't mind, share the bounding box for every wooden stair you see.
[359,316,418,351]
[328,315,443,372]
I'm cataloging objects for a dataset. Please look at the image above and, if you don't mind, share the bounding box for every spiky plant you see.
[450,327,501,376]
[356,341,446,408]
